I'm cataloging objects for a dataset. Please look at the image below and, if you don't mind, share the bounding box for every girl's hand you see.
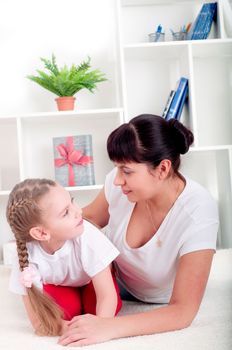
[58,314,115,346]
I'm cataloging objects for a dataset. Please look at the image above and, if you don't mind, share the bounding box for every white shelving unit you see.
[0,108,124,256]
[0,0,232,261]
[117,0,232,248]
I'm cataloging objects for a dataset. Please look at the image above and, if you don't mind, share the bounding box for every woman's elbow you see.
[171,303,199,330]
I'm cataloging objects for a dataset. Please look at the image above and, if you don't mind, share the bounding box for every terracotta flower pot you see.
[55,96,76,111]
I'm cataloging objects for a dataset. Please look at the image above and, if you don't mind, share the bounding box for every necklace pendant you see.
[156,237,162,247]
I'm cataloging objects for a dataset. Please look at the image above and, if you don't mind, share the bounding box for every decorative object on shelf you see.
[148,24,165,42]
[53,135,95,187]
[27,54,107,111]
[171,31,187,41]
[187,2,217,40]
[170,23,191,41]
[164,77,188,121]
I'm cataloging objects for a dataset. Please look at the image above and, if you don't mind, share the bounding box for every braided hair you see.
[6,179,63,336]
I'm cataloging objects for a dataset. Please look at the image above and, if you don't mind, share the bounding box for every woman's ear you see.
[158,159,172,179]
[29,226,50,241]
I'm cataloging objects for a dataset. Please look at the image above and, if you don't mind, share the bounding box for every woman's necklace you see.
[145,178,183,248]
[145,201,163,247]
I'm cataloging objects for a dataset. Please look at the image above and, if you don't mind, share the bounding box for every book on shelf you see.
[165,77,188,121]
[175,82,188,120]
[53,134,95,187]
[187,2,217,40]
[202,2,217,39]
[162,90,176,118]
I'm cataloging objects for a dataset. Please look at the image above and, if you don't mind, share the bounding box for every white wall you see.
[0,0,119,115]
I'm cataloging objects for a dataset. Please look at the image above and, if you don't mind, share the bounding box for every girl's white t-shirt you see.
[104,168,219,303]
[9,220,119,295]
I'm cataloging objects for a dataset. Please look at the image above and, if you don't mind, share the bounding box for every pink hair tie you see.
[20,265,36,288]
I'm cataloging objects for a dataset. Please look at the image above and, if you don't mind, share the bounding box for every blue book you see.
[190,4,210,40]
[175,82,188,120]
[162,90,176,118]
[187,2,217,40]
[165,77,188,120]
[202,3,217,39]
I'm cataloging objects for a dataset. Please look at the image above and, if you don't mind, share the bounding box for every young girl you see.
[6,178,121,337]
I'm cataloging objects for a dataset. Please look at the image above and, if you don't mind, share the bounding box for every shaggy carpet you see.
[0,249,231,350]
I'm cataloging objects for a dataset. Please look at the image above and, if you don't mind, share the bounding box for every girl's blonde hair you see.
[6,179,63,336]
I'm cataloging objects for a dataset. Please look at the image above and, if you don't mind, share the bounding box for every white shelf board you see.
[66,184,103,192]
[190,145,232,152]
[191,39,232,58]
[0,186,103,197]
[121,0,203,6]
[0,108,124,120]
[0,190,10,196]
[124,42,188,60]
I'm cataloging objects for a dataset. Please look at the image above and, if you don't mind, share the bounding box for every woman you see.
[59,114,219,346]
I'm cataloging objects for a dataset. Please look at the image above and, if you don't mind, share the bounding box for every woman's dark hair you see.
[107,114,194,175]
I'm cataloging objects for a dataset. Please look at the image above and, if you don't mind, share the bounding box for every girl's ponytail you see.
[7,179,64,336]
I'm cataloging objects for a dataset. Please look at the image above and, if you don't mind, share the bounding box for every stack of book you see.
[187,2,217,40]
[162,77,188,121]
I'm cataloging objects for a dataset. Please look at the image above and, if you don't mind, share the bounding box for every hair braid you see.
[6,178,63,336]
[15,239,29,271]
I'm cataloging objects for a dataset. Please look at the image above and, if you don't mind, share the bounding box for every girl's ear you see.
[29,226,50,241]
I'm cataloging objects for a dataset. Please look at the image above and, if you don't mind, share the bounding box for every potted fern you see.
[27,54,107,111]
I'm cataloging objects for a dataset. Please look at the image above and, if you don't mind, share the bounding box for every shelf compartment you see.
[181,148,232,248]
[0,118,20,191]
[192,41,232,147]
[120,0,219,45]
[123,44,191,123]
[19,111,121,185]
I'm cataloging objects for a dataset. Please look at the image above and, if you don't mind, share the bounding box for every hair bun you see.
[167,119,194,154]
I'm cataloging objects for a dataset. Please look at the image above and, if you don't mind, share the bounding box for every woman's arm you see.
[58,249,214,346]
[82,188,109,228]
[91,266,118,318]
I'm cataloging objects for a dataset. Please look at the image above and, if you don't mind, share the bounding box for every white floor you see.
[0,249,231,350]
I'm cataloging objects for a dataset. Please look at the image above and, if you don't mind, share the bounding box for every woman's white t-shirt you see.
[104,168,219,303]
[9,220,119,295]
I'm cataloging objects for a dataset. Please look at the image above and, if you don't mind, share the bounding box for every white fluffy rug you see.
[0,249,231,350]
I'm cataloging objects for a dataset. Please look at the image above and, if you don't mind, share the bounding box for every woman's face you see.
[113,162,160,202]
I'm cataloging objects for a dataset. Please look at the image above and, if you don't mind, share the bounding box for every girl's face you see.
[113,162,160,202]
[38,184,83,242]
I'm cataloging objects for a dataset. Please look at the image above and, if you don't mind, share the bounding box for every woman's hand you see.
[61,320,70,335]
[58,314,115,347]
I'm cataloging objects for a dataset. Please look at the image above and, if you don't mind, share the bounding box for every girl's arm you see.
[91,266,118,318]
[58,249,214,346]
[82,188,109,228]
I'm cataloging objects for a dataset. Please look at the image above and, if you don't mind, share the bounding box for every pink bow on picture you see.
[20,265,37,288]
[54,136,93,186]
